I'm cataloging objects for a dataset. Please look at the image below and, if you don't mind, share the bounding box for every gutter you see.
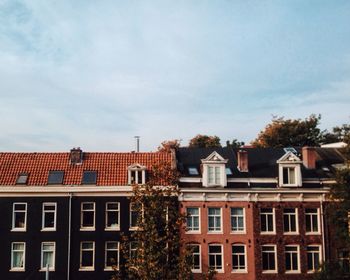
[67,193,73,280]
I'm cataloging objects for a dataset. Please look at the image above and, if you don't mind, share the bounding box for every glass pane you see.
[83,212,94,227]
[82,251,93,267]
[15,213,25,228]
[289,168,296,184]
[48,171,64,184]
[82,242,93,250]
[209,246,221,254]
[13,251,24,268]
[44,212,55,228]
[107,212,118,227]
[82,171,97,184]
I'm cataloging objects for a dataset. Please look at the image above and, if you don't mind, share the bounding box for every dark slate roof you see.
[176,146,346,180]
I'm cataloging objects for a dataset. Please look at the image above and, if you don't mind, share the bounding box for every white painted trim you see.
[42,202,57,231]
[80,202,95,231]
[10,242,25,271]
[230,207,246,234]
[189,243,202,273]
[208,244,224,273]
[261,244,278,273]
[12,203,27,231]
[105,202,120,231]
[104,241,119,270]
[79,241,95,270]
[285,245,300,273]
[40,241,56,271]
[185,206,201,234]
[231,244,247,273]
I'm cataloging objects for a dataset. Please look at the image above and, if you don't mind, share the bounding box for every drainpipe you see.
[67,193,73,280]
[320,195,326,262]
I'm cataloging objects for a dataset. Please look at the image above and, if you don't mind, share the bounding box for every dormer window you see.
[188,167,199,176]
[201,151,228,187]
[282,167,296,185]
[128,164,146,185]
[277,151,302,187]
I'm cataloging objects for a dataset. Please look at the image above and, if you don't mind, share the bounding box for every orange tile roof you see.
[0,152,172,186]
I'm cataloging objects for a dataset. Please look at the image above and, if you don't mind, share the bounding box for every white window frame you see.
[105,202,120,231]
[79,241,95,271]
[10,242,25,271]
[231,244,247,273]
[279,164,302,187]
[129,203,143,230]
[208,244,224,273]
[186,207,200,233]
[307,245,322,273]
[12,203,27,232]
[260,208,276,234]
[42,203,57,231]
[230,207,246,234]
[40,242,55,271]
[262,244,277,273]
[283,208,299,234]
[80,202,95,231]
[305,208,320,234]
[285,245,300,273]
[128,165,146,185]
[189,244,202,273]
[208,207,222,233]
[104,241,119,271]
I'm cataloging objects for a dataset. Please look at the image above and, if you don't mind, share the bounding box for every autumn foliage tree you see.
[189,134,221,148]
[112,160,192,280]
[158,139,181,152]
[252,114,323,148]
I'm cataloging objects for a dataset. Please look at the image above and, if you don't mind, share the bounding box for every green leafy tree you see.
[189,134,221,148]
[252,114,323,147]
[113,160,192,280]
[322,124,350,146]
[226,139,245,148]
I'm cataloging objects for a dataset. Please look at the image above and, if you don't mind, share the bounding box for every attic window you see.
[16,173,28,185]
[282,167,296,185]
[225,168,233,175]
[82,171,97,184]
[48,171,64,184]
[188,167,199,175]
[128,164,146,185]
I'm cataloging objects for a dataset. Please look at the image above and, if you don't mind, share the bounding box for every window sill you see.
[191,269,202,274]
[305,232,321,235]
[186,230,201,234]
[104,268,118,271]
[79,268,95,271]
[39,268,55,272]
[283,232,299,235]
[260,232,276,235]
[207,231,223,234]
[10,268,25,272]
[80,228,95,231]
[105,227,120,231]
[11,228,26,232]
[231,270,247,273]
[262,270,277,274]
[286,271,301,274]
[41,228,56,232]
[230,231,246,235]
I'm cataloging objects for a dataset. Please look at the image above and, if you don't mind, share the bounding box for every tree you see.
[112,160,193,280]
[226,139,245,148]
[189,134,221,148]
[158,139,181,152]
[322,124,350,146]
[252,114,323,148]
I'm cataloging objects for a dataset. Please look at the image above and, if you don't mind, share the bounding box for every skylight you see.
[48,171,64,184]
[225,167,233,175]
[188,167,199,175]
[283,147,297,154]
[16,173,28,184]
[82,171,97,184]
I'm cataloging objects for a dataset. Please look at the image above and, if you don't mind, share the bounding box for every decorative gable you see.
[277,152,302,187]
[201,151,228,187]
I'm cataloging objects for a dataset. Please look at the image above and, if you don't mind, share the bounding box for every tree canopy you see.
[158,139,181,152]
[251,114,323,148]
[189,134,221,148]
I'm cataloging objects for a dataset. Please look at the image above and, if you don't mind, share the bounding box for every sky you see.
[0,0,350,152]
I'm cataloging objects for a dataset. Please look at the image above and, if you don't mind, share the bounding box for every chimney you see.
[70,147,83,165]
[134,136,140,153]
[237,150,248,172]
[302,146,316,169]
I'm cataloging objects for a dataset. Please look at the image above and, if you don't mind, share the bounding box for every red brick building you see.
[176,146,346,279]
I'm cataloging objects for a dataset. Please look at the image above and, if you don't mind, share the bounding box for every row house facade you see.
[0,145,347,279]
[177,146,346,280]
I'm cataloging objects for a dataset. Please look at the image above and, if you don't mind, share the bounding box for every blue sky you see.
[0,1,349,151]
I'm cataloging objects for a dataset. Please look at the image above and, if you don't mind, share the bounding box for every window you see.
[130,203,142,229]
[232,244,246,272]
[105,242,119,270]
[231,207,245,233]
[260,208,275,233]
[12,203,27,231]
[16,173,28,185]
[80,242,95,270]
[186,207,200,232]
[41,242,55,271]
[128,164,146,185]
[338,250,350,273]
[283,208,298,234]
[208,244,223,272]
[129,241,138,260]
[285,245,299,273]
[208,166,221,185]
[188,244,201,272]
[11,242,25,271]
[305,208,320,233]
[188,167,199,175]
[82,171,97,184]
[81,202,95,230]
[307,245,321,272]
[283,167,296,185]
[42,203,57,230]
[262,245,277,272]
[105,202,120,230]
[48,171,64,184]
[208,208,222,232]
[225,167,233,175]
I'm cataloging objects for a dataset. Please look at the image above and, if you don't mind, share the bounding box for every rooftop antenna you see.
[134,136,140,152]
